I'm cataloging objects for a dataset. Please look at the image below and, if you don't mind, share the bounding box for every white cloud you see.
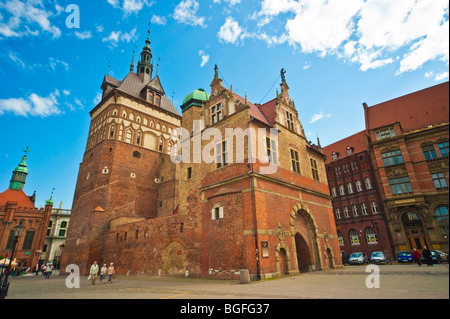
[151,15,167,26]
[310,112,333,124]
[173,0,207,28]
[251,0,449,75]
[0,90,61,117]
[214,0,241,6]
[102,27,138,47]
[107,0,154,15]
[217,17,244,44]
[199,50,209,67]
[425,71,449,81]
[0,0,61,39]
[74,31,92,40]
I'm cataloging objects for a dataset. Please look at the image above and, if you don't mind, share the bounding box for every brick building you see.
[0,150,53,270]
[324,82,449,259]
[61,32,342,279]
[323,131,393,259]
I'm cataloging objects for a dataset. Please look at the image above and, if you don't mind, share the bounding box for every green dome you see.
[183,88,210,105]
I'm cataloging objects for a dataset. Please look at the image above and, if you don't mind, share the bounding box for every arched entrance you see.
[295,233,312,273]
[402,212,429,250]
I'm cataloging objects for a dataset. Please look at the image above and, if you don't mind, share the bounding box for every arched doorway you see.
[295,233,312,273]
[279,248,289,276]
[402,212,429,250]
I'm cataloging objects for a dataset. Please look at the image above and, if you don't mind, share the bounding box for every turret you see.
[9,147,30,191]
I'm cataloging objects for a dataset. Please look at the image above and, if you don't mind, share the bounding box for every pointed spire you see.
[130,49,135,72]
[46,187,55,205]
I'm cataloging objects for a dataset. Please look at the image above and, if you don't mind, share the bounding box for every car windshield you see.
[350,253,362,257]
[399,252,411,256]
[371,252,383,257]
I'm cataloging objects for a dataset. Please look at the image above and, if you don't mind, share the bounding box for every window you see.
[347,182,354,194]
[125,129,133,144]
[133,151,141,159]
[310,158,319,181]
[389,176,413,196]
[349,229,360,245]
[339,185,345,196]
[58,221,67,237]
[136,132,142,145]
[186,167,192,180]
[155,95,160,106]
[371,201,378,214]
[365,177,372,190]
[335,208,342,219]
[356,180,363,192]
[290,149,300,173]
[332,152,339,160]
[376,128,395,140]
[432,172,448,191]
[366,228,378,244]
[216,141,228,169]
[266,138,278,165]
[211,103,223,124]
[22,231,35,250]
[422,145,437,160]
[346,147,353,155]
[438,141,449,157]
[109,125,115,139]
[211,206,224,220]
[352,204,358,217]
[382,150,404,166]
[46,221,53,237]
[331,187,337,198]
[361,203,368,215]
[338,232,344,245]
[435,206,449,238]
[344,206,350,218]
[286,111,294,130]
[6,231,15,250]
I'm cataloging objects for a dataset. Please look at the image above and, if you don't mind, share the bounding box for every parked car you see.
[341,251,350,265]
[397,251,414,263]
[369,251,388,264]
[348,252,369,265]
[434,250,448,262]
[420,251,443,264]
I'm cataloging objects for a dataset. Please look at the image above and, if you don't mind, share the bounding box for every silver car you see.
[370,251,387,264]
[348,252,369,265]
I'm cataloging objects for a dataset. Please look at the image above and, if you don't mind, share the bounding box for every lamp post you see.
[0,223,25,299]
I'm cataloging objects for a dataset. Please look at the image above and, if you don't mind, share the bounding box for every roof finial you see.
[214,64,219,79]
[281,68,286,83]
[107,60,111,75]
[147,21,151,42]
[156,57,160,76]
[130,48,135,72]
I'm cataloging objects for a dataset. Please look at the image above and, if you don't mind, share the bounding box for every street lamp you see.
[0,223,25,299]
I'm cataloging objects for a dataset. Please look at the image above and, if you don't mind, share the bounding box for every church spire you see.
[137,23,153,83]
[9,146,30,191]
[130,49,135,72]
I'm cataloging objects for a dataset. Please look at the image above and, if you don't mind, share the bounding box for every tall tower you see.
[61,30,181,274]
[9,146,29,191]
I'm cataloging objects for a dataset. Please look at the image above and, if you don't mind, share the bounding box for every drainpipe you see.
[247,120,261,281]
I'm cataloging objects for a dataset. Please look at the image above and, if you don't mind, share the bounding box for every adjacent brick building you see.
[324,82,449,259]
[0,150,53,270]
[61,33,342,279]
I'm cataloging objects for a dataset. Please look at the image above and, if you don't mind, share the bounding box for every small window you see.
[371,201,378,214]
[346,147,353,155]
[382,150,404,166]
[332,152,339,160]
[438,141,449,157]
[286,111,294,131]
[211,103,223,124]
[361,203,368,215]
[344,206,350,218]
[376,127,395,140]
[266,138,278,165]
[133,151,141,159]
[339,185,345,196]
[216,141,228,169]
[365,177,372,190]
[349,229,360,245]
[356,180,362,192]
[352,204,358,217]
[338,232,344,245]
[290,149,300,173]
[186,167,192,180]
[211,206,224,220]
[310,158,319,181]
[331,187,337,198]
[422,145,437,160]
[432,172,448,191]
[335,208,341,220]
[347,182,354,194]
[366,228,378,244]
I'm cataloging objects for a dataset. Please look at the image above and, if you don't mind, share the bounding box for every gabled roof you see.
[259,98,277,125]
[147,75,165,95]
[365,82,449,133]
[0,189,35,210]
[322,130,368,164]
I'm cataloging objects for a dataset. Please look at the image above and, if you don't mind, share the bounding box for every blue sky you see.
[0,0,449,209]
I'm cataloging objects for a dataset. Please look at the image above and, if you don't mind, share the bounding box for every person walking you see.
[100,263,108,284]
[44,264,52,279]
[107,263,115,283]
[422,246,433,267]
[412,248,422,266]
[89,261,99,285]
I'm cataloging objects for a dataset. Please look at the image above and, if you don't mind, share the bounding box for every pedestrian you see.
[422,246,433,267]
[412,248,422,266]
[35,263,40,276]
[44,264,52,279]
[100,263,108,284]
[90,261,99,285]
[107,262,115,283]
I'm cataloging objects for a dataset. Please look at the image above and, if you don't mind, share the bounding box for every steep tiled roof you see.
[365,82,449,133]
[0,189,35,210]
[322,130,368,164]
[259,98,277,125]
[224,88,272,126]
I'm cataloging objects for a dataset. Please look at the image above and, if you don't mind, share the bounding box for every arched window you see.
[402,212,423,227]
[365,227,377,244]
[435,206,449,238]
[348,182,354,194]
[109,124,115,139]
[356,180,362,192]
[361,203,368,215]
[337,232,344,245]
[352,204,358,217]
[335,208,341,219]
[339,185,345,196]
[371,201,378,214]
[349,229,360,245]
[331,187,337,197]
[365,177,372,189]
[343,206,350,218]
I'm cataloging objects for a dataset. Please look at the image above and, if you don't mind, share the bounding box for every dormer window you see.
[346,147,353,155]
[147,91,154,104]
[332,152,339,160]
[155,95,161,106]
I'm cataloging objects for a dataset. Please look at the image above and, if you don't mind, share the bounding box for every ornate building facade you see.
[0,150,53,270]
[61,32,342,279]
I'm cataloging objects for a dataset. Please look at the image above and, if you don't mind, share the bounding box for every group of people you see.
[89,261,115,285]
[412,246,434,266]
